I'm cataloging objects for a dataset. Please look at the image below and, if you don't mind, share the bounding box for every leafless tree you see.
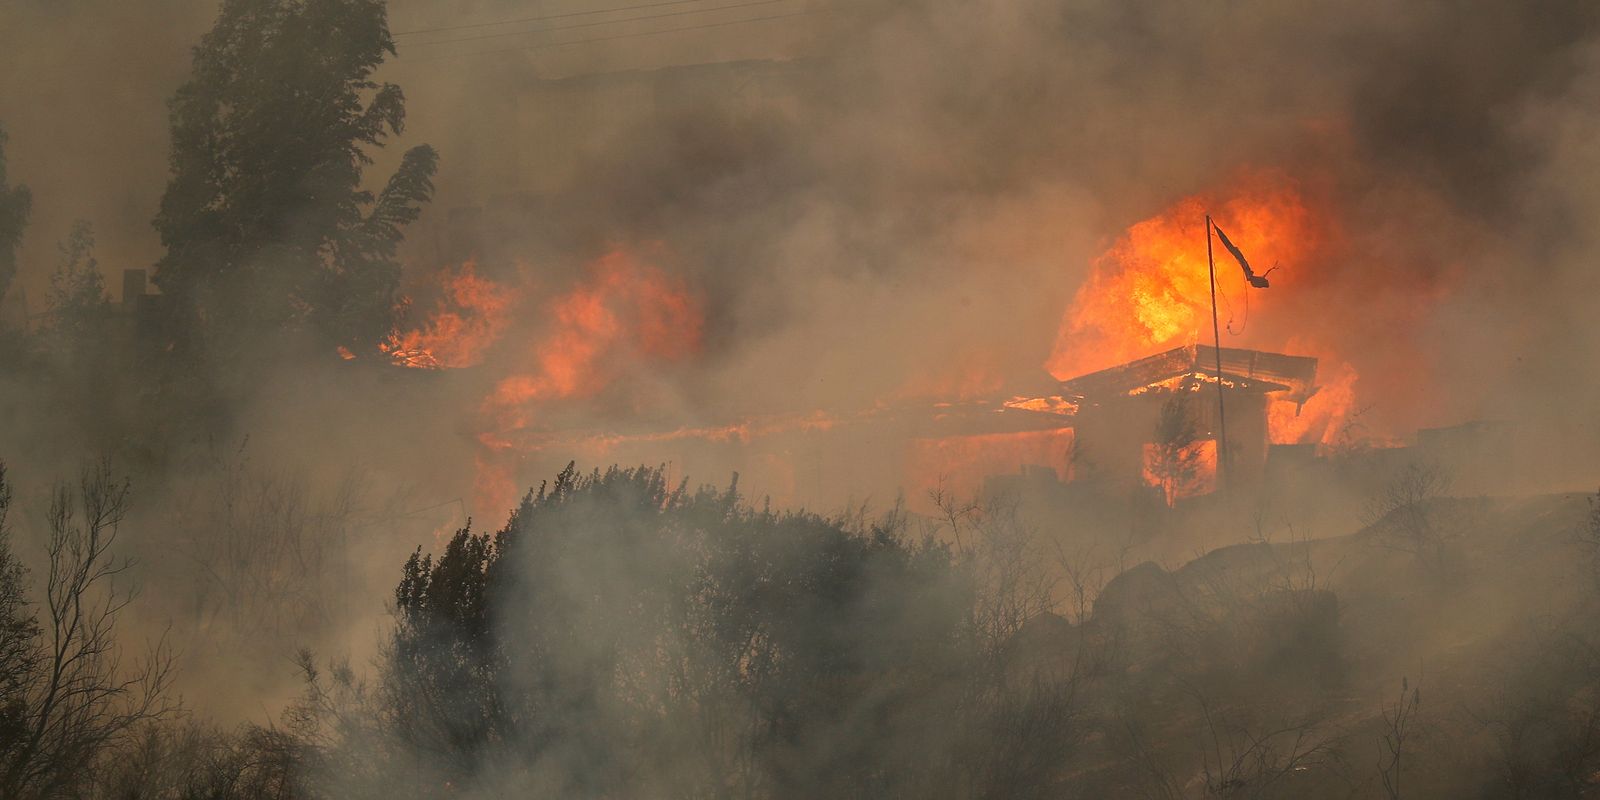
[1116,713,1187,800]
[1194,693,1340,799]
[1363,462,1453,571]
[0,463,39,769]
[1055,541,1110,626]
[79,716,302,800]
[1115,683,1343,800]
[0,460,174,799]
[930,485,1056,658]
[929,485,1089,797]
[177,441,364,638]
[1378,676,1421,800]
[1324,404,1377,460]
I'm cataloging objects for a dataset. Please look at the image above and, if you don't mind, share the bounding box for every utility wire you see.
[393,0,737,37]
[399,0,793,47]
[399,9,814,62]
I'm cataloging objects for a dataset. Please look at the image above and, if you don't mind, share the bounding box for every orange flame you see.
[383,261,518,369]
[473,248,703,511]
[1047,178,1319,381]
[1269,358,1358,446]
[1044,175,1376,449]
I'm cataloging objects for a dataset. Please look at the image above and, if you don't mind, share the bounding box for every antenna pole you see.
[1206,214,1228,489]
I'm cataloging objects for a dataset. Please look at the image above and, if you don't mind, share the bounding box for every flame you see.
[1047,177,1318,381]
[473,248,703,511]
[383,261,518,369]
[1003,395,1078,416]
[1043,174,1384,449]
[397,170,1456,516]
[1270,359,1358,446]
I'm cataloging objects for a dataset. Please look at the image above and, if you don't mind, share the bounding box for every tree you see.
[44,220,109,342]
[1362,461,1453,571]
[305,463,1082,798]
[169,441,364,640]
[1147,392,1210,507]
[1379,676,1421,800]
[80,717,305,800]
[0,465,40,774]
[155,0,438,354]
[0,460,175,799]
[0,125,31,317]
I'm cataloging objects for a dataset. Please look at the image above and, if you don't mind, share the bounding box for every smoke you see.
[366,0,1600,482]
[7,0,1600,457]
[0,0,213,302]
[3,0,1600,780]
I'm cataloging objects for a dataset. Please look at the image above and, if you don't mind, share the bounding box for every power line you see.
[392,0,733,37]
[399,9,815,63]
[400,0,793,48]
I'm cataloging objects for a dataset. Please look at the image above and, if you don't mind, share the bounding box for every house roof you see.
[1059,345,1319,405]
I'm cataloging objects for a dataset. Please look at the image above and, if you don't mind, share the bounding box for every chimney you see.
[122,269,146,308]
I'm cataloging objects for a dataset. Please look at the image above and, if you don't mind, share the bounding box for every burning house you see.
[370,166,1520,513]
[965,344,1318,504]
[1057,344,1318,499]
[909,344,1320,506]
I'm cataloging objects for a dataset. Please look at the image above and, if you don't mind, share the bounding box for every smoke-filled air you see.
[2,0,1600,796]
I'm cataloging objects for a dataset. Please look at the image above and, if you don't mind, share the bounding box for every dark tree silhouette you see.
[43,221,109,343]
[1147,392,1208,506]
[0,461,174,799]
[0,465,38,776]
[328,463,1083,798]
[0,125,30,317]
[155,0,438,354]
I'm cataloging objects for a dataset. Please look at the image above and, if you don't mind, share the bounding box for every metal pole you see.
[1206,215,1228,489]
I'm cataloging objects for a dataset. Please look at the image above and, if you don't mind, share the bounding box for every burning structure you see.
[927,343,1317,507]
[359,168,1525,514]
[1054,344,1318,500]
